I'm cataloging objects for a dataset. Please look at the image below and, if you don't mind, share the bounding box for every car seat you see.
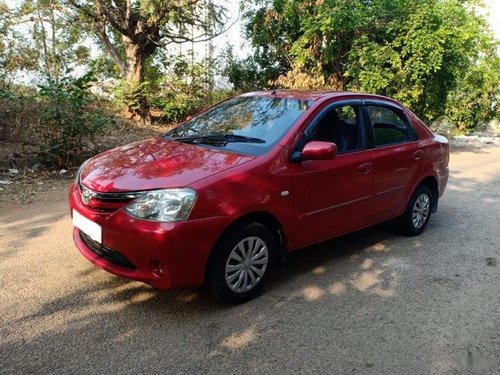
[310,110,349,152]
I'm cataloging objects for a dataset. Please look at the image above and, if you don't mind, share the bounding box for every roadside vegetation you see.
[0,0,499,169]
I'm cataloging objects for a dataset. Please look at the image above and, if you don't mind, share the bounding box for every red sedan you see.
[69,90,449,303]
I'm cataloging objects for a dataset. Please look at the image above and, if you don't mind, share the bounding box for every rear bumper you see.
[437,166,449,198]
[69,182,233,289]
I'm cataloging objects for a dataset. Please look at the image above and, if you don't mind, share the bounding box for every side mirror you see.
[300,141,337,161]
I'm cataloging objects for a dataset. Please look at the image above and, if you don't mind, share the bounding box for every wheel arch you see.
[203,211,287,284]
[417,175,439,213]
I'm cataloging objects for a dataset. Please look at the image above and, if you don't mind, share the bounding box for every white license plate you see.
[72,209,102,243]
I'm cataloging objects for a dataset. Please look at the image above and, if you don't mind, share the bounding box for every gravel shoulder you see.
[1,145,500,374]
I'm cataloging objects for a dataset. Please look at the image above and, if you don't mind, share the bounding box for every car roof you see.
[241,90,396,103]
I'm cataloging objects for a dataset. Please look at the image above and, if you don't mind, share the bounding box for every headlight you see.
[125,188,197,222]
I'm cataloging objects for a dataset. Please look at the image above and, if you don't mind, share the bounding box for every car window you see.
[366,105,411,146]
[165,96,312,156]
[407,120,419,141]
[308,105,363,153]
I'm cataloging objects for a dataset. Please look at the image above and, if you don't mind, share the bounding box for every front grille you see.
[78,181,143,212]
[80,231,136,270]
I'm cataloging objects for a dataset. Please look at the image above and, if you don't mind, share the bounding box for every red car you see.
[69,91,449,303]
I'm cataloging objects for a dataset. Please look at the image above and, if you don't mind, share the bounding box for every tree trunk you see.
[122,36,152,125]
[332,71,346,91]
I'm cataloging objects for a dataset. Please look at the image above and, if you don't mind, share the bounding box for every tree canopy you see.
[229,0,500,126]
[0,0,499,132]
[0,0,227,123]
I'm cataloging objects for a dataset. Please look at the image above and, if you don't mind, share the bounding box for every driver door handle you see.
[358,163,373,174]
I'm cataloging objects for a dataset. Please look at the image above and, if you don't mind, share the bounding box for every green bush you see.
[38,72,113,166]
[445,56,500,134]
[153,88,234,124]
[114,80,151,123]
[152,57,209,123]
[152,91,204,123]
[106,52,234,125]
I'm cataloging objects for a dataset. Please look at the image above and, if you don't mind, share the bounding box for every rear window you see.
[366,106,412,146]
[166,96,312,155]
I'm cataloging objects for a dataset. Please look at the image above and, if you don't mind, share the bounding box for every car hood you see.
[80,137,255,192]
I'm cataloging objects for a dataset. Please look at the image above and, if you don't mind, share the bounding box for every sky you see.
[479,0,500,40]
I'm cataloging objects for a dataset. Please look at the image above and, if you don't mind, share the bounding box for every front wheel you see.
[398,185,433,236]
[206,223,276,304]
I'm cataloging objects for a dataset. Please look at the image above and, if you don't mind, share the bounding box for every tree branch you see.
[94,21,126,75]
[125,0,131,27]
[153,0,200,24]
[65,0,100,21]
[156,12,238,47]
[91,0,130,36]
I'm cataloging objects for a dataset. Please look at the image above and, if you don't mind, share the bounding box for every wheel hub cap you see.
[225,236,269,293]
[412,193,430,229]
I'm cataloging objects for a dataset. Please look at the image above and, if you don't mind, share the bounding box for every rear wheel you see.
[206,222,276,304]
[398,184,433,236]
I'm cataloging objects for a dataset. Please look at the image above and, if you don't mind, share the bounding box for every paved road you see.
[1,146,500,374]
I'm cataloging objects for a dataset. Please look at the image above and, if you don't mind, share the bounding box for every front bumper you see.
[69,182,232,289]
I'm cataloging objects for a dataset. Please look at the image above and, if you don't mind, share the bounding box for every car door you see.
[289,100,375,248]
[362,101,422,223]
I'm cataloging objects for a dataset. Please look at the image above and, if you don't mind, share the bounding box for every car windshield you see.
[165,96,312,155]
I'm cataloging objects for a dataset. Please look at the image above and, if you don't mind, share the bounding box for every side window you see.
[408,121,419,141]
[366,105,412,146]
[309,105,363,153]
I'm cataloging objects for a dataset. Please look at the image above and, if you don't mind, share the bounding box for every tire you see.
[398,184,433,236]
[206,222,276,304]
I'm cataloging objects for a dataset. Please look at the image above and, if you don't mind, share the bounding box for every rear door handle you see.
[358,163,373,174]
[414,150,424,160]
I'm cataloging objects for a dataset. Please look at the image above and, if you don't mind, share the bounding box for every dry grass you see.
[0,95,173,169]
[0,95,46,146]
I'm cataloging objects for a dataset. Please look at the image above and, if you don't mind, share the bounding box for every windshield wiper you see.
[173,134,266,145]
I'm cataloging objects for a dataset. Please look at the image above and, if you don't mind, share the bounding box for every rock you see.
[0,180,13,185]
[31,163,45,173]
[486,257,497,267]
[36,181,44,186]
[8,168,19,176]
[9,160,19,170]
[59,169,68,175]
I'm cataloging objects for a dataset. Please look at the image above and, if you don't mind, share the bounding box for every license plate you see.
[72,209,102,243]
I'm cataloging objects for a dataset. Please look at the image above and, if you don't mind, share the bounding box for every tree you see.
[345,0,491,123]
[240,0,499,127]
[65,0,226,123]
[445,54,500,133]
[241,0,299,87]
[221,46,262,92]
[0,0,89,83]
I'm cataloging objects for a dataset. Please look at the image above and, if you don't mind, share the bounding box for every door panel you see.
[290,150,374,247]
[363,104,423,223]
[369,143,421,222]
[289,101,374,247]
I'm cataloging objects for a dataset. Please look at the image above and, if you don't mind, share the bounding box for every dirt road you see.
[1,146,500,374]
